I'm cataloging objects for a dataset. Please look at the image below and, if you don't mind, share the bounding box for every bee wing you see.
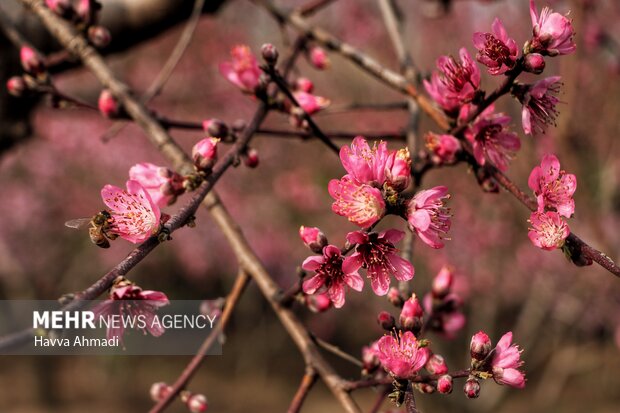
[64,218,92,229]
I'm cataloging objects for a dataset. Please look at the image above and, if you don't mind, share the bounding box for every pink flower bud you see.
[524,53,546,74]
[425,133,461,163]
[387,287,404,307]
[75,0,98,24]
[417,383,436,394]
[243,148,259,168]
[98,89,120,118]
[362,341,380,373]
[425,354,448,375]
[295,77,314,93]
[385,148,411,192]
[88,26,112,48]
[432,266,454,298]
[20,46,45,74]
[186,393,208,412]
[309,46,330,70]
[399,294,424,331]
[6,76,27,97]
[261,43,279,65]
[202,119,229,139]
[377,311,396,331]
[470,331,492,361]
[437,375,453,394]
[150,382,171,402]
[305,292,332,313]
[292,91,330,115]
[464,377,480,398]
[299,226,327,253]
[192,138,219,171]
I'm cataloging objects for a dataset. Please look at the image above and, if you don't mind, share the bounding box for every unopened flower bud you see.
[88,26,111,48]
[20,46,45,74]
[186,393,208,412]
[98,89,120,118]
[6,76,27,97]
[437,375,453,394]
[362,343,380,373]
[295,77,314,93]
[425,354,448,375]
[243,148,259,168]
[202,119,229,140]
[470,331,492,361]
[45,0,72,16]
[399,294,424,331]
[299,226,327,253]
[385,148,411,192]
[309,46,330,70]
[150,382,172,402]
[305,292,331,313]
[377,311,395,331]
[464,377,480,399]
[261,43,279,65]
[425,132,461,164]
[432,266,454,298]
[192,138,219,171]
[387,287,404,307]
[75,0,99,24]
[524,53,546,74]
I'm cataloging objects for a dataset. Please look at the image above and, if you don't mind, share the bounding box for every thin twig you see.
[298,0,338,16]
[314,336,363,367]
[287,368,318,413]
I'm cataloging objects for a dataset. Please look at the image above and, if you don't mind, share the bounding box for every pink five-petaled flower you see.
[423,48,481,115]
[377,331,430,379]
[292,91,331,115]
[339,137,391,187]
[407,186,451,249]
[473,18,518,75]
[92,278,169,342]
[101,180,161,244]
[328,176,386,228]
[302,245,364,308]
[219,45,262,93]
[528,211,570,250]
[517,76,562,135]
[463,105,521,172]
[528,154,576,217]
[129,163,184,208]
[343,229,414,296]
[491,332,526,388]
[529,0,576,56]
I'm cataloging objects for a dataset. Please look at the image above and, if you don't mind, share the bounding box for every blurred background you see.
[0,0,619,411]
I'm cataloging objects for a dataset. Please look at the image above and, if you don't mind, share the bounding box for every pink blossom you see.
[150,382,172,402]
[464,105,521,172]
[431,265,454,298]
[129,163,184,207]
[423,48,481,114]
[192,137,219,171]
[45,0,71,15]
[377,331,430,379]
[302,245,364,308]
[186,394,208,413]
[425,353,448,375]
[328,176,386,228]
[92,278,169,342]
[425,133,461,163]
[407,186,451,248]
[523,53,546,74]
[6,76,26,97]
[295,77,314,93]
[528,154,576,217]
[362,340,381,374]
[101,180,161,243]
[473,18,518,75]
[441,311,467,339]
[529,0,576,56]
[98,89,120,118]
[491,332,526,388]
[339,137,390,186]
[218,45,262,93]
[528,211,569,250]
[292,91,331,115]
[309,46,330,70]
[517,76,562,135]
[299,226,327,253]
[385,148,411,192]
[343,229,414,296]
[20,46,44,74]
[305,292,332,313]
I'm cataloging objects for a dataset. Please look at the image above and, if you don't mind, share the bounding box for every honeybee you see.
[65,210,117,248]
